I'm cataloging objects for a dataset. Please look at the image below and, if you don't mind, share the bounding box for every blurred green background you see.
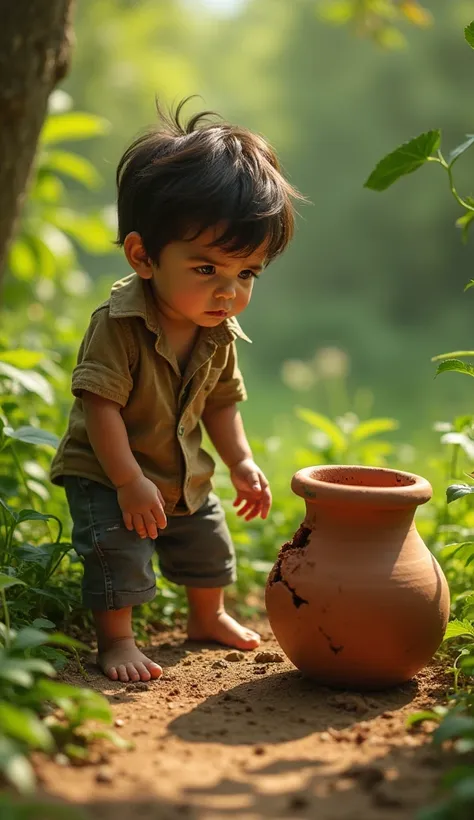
[6,0,474,447]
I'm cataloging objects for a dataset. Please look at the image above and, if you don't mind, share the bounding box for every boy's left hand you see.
[230,458,272,521]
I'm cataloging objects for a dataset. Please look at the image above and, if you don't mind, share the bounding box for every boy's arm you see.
[82,391,167,538]
[202,403,272,520]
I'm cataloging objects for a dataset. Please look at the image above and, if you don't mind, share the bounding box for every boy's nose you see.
[215,283,236,299]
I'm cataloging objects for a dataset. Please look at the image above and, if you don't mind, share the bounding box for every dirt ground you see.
[35,621,453,820]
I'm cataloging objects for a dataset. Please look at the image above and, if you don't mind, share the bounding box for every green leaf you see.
[351,417,398,443]
[449,135,474,166]
[439,541,474,560]
[465,21,474,49]
[7,238,36,281]
[31,618,56,630]
[0,737,35,793]
[5,426,59,448]
[295,407,346,451]
[0,664,33,687]
[436,359,474,378]
[42,150,102,190]
[0,364,54,405]
[0,574,26,591]
[443,619,474,641]
[50,209,112,254]
[465,280,474,291]
[16,509,62,538]
[46,632,88,651]
[406,710,442,727]
[456,210,474,243]
[364,130,441,191]
[446,484,474,504]
[434,714,474,744]
[453,776,474,801]
[11,627,51,651]
[0,350,44,369]
[0,703,53,751]
[40,112,110,145]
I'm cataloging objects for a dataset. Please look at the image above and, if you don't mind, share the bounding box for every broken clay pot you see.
[265,465,450,689]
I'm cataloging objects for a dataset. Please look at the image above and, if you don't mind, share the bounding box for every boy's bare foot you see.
[97,637,163,682]
[187,610,260,651]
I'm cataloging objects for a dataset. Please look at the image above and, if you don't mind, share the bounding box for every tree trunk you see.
[0,0,75,298]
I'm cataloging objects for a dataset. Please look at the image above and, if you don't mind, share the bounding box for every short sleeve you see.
[71,308,134,407]
[205,342,247,410]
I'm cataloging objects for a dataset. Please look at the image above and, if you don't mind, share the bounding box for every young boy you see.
[51,100,300,683]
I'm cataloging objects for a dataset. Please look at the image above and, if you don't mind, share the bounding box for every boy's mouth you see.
[205,310,228,317]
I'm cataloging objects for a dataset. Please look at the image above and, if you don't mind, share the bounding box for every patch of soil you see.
[34,621,453,820]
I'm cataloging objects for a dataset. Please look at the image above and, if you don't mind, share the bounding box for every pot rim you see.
[291,465,432,507]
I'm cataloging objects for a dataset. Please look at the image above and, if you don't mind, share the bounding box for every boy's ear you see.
[123,232,153,279]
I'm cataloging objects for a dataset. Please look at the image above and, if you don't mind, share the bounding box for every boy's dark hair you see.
[116,98,303,263]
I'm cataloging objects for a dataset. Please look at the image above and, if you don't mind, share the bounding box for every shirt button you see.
[178,425,185,436]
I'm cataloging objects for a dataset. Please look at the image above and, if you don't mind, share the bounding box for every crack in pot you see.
[268,525,311,608]
[318,625,344,654]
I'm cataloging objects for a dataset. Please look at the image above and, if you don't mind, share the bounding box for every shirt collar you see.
[108,273,252,345]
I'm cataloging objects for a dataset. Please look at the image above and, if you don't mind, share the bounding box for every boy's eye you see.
[195,265,215,275]
[238,270,258,281]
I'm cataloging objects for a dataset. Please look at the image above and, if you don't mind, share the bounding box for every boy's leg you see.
[156,494,260,650]
[186,587,260,650]
[94,607,162,682]
[64,476,162,682]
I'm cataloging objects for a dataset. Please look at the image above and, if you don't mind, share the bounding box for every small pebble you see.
[96,766,114,783]
[114,718,125,727]
[288,795,309,810]
[212,659,229,669]
[225,651,245,662]
[253,666,267,675]
[254,745,265,755]
[254,651,284,664]
[54,753,70,767]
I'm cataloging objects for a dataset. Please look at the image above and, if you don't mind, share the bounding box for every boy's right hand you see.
[117,473,167,539]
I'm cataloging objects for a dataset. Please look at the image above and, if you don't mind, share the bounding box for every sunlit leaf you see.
[431,350,474,362]
[443,619,474,640]
[456,210,474,243]
[40,112,110,145]
[296,407,346,451]
[0,350,44,369]
[364,131,441,191]
[351,417,398,442]
[50,209,113,254]
[0,364,54,405]
[0,737,35,793]
[5,425,59,448]
[42,150,102,190]
[7,239,36,281]
[436,359,474,378]
[406,709,442,727]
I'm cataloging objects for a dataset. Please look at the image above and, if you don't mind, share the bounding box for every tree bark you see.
[0,0,75,298]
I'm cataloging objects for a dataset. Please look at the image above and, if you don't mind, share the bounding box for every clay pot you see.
[265,465,450,689]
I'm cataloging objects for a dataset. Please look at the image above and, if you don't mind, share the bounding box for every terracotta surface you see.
[265,465,450,688]
[33,624,453,820]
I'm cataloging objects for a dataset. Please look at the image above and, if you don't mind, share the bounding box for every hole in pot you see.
[310,467,416,488]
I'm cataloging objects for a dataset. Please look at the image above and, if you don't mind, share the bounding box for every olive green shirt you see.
[50,273,251,515]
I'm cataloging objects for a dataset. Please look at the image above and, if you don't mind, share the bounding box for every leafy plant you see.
[366,21,474,818]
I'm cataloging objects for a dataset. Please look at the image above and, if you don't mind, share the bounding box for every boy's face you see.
[127,226,266,328]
